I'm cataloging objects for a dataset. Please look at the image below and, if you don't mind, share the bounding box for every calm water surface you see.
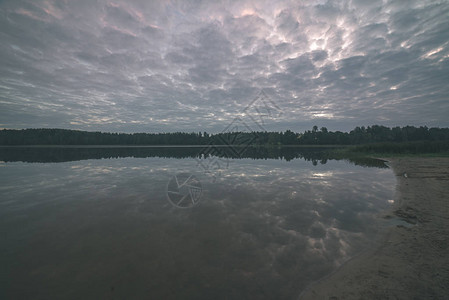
[0,147,396,299]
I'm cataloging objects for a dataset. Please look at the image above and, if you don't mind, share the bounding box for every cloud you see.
[0,0,448,132]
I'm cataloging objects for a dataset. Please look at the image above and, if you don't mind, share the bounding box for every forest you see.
[1,125,449,146]
[0,144,388,168]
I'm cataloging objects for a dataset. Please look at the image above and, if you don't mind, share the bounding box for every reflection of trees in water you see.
[0,146,387,168]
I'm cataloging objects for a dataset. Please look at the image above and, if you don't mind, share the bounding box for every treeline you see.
[0,145,387,168]
[347,140,449,154]
[1,125,449,145]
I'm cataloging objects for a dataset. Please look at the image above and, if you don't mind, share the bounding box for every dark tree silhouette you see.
[1,126,448,146]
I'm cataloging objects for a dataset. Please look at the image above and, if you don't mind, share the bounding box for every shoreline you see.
[300,157,449,299]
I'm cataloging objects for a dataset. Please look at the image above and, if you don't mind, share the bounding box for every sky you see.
[0,0,448,133]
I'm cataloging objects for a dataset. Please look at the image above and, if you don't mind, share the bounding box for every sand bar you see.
[300,157,449,299]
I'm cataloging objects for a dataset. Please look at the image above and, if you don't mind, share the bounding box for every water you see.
[0,147,396,299]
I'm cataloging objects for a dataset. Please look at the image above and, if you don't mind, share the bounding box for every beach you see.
[300,157,449,299]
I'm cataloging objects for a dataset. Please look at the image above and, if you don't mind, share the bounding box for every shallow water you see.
[0,147,396,299]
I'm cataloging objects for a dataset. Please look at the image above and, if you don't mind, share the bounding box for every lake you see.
[0,146,396,299]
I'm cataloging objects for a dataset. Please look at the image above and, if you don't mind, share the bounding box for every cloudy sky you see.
[1,0,448,133]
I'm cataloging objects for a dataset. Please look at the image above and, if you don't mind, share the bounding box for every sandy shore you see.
[300,157,449,299]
